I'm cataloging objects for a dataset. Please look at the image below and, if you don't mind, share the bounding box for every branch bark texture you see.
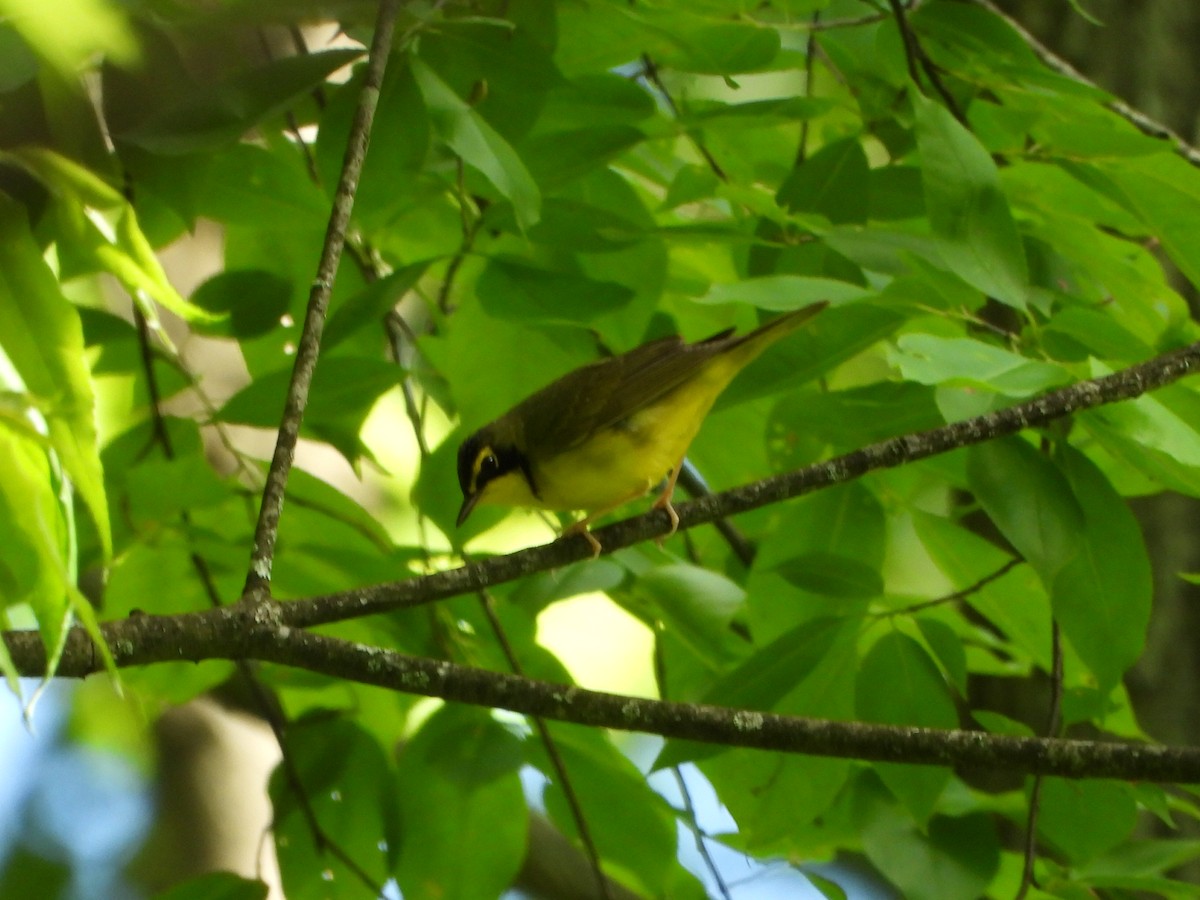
[4,617,1199,782]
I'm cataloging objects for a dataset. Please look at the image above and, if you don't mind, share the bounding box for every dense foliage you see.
[3,0,1200,897]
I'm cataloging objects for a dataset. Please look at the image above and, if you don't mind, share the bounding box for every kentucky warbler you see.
[456,301,828,555]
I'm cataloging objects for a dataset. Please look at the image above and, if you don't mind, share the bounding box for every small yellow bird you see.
[456,301,828,555]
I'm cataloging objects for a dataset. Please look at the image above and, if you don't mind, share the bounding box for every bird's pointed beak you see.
[456,491,480,527]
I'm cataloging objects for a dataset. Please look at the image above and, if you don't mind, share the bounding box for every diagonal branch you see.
[25,338,1200,637]
[267,338,1200,628]
[5,622,1200,783]
[242,0,401,600]
[969,0,1200,168]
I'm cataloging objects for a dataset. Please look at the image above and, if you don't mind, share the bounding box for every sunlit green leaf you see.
[0,196,110,559]
[892,334,1072,397]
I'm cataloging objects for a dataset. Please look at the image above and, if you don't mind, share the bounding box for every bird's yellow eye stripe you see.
[470,445,498,493]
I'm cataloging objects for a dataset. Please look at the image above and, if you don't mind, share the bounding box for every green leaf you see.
[1081,373,1200,496]
[0,426,69,639]
[805,872,850,900]
[273,716,400,897]
[654,617,846,769]
[633,564,746,668]
[539,73,656,129]
[0,848,70,899]
[1037,779,1137,864]
[662,164,722,210]
[891,334,1071,397]
[1080,839,1200,880]
[681,96,833,129]
[190,269,292,339]
[719,303,905,409]
[323,261,431,351]
[520,125,644,188]
[197,144,330,231]
[3,144,123,206]
[698,275,870,311]
[769,382,942,470]
[154,873,268,900]
[856,632,957,821]
[1091,154,1200,290]
[775,552,884,600]
[124,454,231,524]
[917,618,967,693]
[698,621,858,843]
[777,136,871,224]
[117,48,363,153]
[476,258,635,323]
[315,56,431,220]
[912,511,1051,670]
[966,437,1084,586]
[524,198,645,252]
[530,724,684,896]
[1051,446,1152,691]
[0,196,110,558]
[751,482,886,640]
[856,778,999,900]
[218,357,403,464]
[913,93,1028,308]
[5,147,219,326]
[626,9,781,74]
[411,58,541,230]
[0,26,37,92]
[396,707,527,900]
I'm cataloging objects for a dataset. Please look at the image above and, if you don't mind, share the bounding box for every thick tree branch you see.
[242,0,400,599]
[4,621,1199,783]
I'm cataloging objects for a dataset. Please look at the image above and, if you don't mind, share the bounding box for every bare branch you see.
[6,622,1200,783]
[268,339,1200,628]
[242,0,402,599]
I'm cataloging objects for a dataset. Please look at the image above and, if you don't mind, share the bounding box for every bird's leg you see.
[561,517,603,559]
[650,460,684,546]
[561,481,663,559]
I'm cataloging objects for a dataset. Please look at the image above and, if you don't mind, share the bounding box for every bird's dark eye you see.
[480,453,499,478]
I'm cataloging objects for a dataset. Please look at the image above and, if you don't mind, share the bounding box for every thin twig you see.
[887,0,964,120]
[677,464,756,568]
[887,0,922,87]
[477,592,613,900]
[795,8,821,167]
[436,196,481,315]
[881,558,1021,618]
[134,288,383,896]
[242,0,402,600]
[654,641,732,900]
[257,27,323,185]
[640,54,728,182]
[1016,622,1064,900]
[671,767,733,900]
[386,311,431,458]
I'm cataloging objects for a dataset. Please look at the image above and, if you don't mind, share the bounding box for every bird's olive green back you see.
[502,302,826,461]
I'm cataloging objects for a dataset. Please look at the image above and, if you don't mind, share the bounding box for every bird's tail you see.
[725,300,829,366]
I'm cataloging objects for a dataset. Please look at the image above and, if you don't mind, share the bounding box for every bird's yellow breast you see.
[523,356,738,513]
